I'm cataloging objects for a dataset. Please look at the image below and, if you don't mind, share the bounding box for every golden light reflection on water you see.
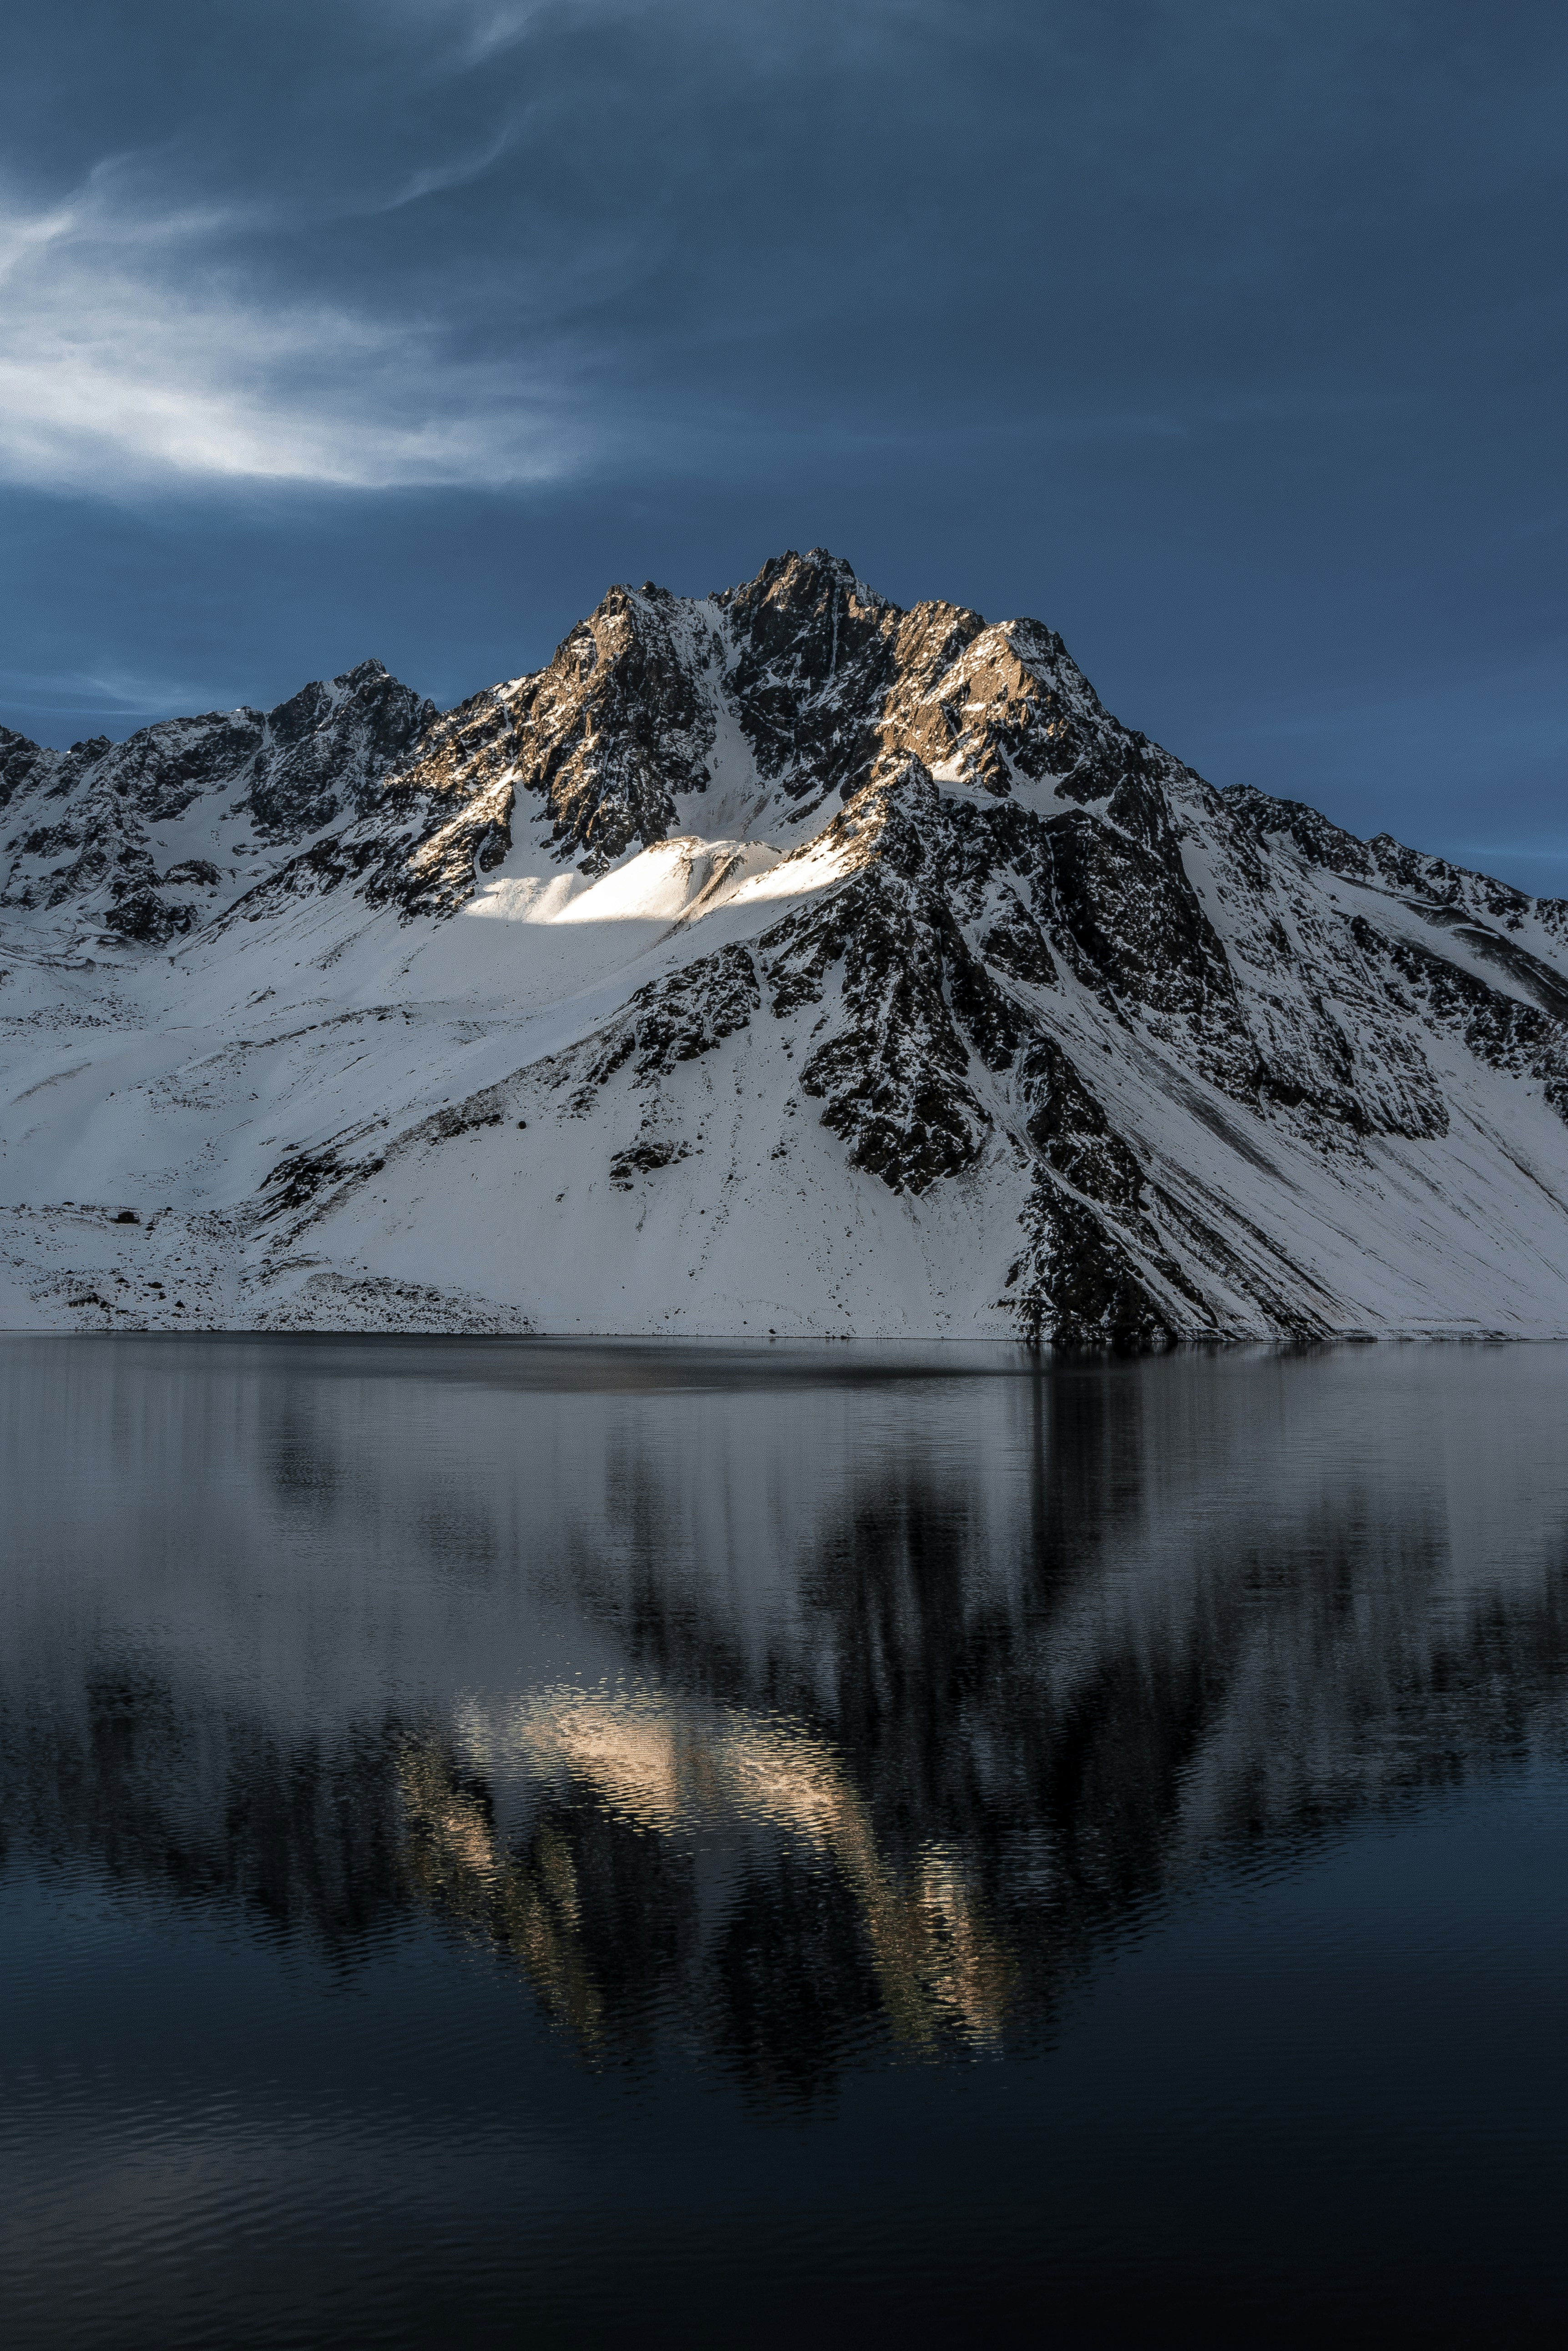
[399,1686,1015,2058]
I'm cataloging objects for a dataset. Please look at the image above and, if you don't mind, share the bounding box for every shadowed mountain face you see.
[4,550,1568,1340]
[0,661,436,945]
[5,1337,1567,2099]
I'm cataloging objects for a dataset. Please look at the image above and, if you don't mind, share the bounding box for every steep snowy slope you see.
[4,549,1568,1338]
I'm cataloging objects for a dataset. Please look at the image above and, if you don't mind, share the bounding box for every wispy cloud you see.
[371,126,518,216]
[0,159,583,494]
[374,0,648,73]
[0,661,237,725]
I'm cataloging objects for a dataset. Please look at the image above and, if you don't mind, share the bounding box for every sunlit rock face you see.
[4,549,1568,1339]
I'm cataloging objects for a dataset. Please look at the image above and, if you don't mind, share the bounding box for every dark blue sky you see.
[2,1,1563,885]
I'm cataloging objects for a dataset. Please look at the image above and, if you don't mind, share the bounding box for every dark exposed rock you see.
[258,1133,388,1224]
[243,661,435,839]
[772,871,992,1194]
[0,661,435,936]
[578,944,764,1093]
[102,887,197,946]
[1008,1184,1187,1347]
[609,1138,691,1188]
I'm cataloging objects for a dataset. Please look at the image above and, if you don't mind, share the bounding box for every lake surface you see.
[3,1336,1568,2346]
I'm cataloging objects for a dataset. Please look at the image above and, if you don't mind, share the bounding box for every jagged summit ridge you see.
[320,546,1109,917]
[0,659,435,945]
[3,551,1568,1341]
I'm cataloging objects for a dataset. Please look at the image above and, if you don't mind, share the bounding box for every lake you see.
[3,1335,1568,2346]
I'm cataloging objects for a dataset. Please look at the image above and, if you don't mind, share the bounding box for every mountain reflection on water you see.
[402,1689,1015,2071]
[5,1335,1568,2107]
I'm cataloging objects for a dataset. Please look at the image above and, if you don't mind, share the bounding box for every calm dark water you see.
[3,1335,1568,2347]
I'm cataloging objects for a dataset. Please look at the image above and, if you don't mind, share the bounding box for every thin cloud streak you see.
[0,164,584,492]
[0,664,243,727]
[371,126,519,216]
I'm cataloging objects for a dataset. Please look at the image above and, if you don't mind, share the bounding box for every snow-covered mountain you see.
[5,548,1568,1338]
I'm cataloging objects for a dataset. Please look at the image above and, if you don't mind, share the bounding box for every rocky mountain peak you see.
[6,552,1568,1348]
[717,545,889,662]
